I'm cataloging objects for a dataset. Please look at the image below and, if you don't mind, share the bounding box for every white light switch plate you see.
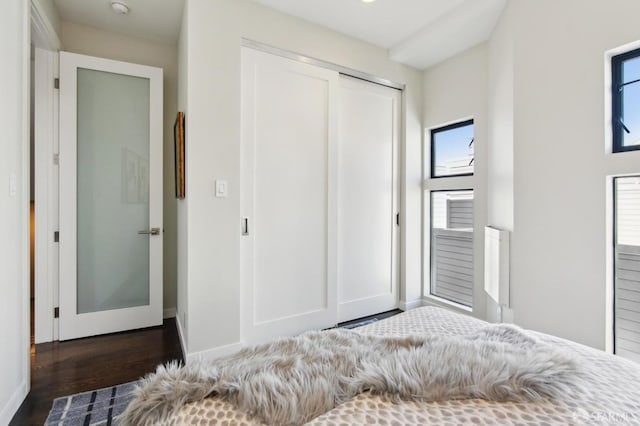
[9,173,16,197]
[215,180,228,198]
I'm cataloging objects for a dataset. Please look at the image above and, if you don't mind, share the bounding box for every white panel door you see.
[337,76,400,322]
[241,48,338,344]
[59,52,163,340]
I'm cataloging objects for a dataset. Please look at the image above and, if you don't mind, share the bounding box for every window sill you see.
[422,294,473,315]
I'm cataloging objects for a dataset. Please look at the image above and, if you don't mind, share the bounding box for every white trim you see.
[186,342,243,364]
[175,312,188,362]
[605,176,615,354]
[30,0,62,51]
[423,175,477,192]
[163,307,176,319]
[242,38,405,91]
[0,380,28,426]
[17,0,32,420]
[398,299,423,311]
[34,48,59,344]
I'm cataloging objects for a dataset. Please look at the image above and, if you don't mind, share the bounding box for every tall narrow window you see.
[612,48,640,152]
[614,176,640,363]
[426,119,476,308]
[430,190,474,307]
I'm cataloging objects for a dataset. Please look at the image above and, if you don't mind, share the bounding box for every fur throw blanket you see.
[120,325,583,426]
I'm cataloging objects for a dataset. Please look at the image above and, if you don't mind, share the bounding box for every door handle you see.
[242,217,249,236]
[138,227,161,236]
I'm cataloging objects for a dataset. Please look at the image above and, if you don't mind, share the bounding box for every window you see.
[613,176,640,363]
[430,190,474,307]
[612,48,640,152]
[431,119,474,178]
[426,118,476,308]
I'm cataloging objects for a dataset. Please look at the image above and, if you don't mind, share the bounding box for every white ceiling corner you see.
[251,0,507,70]
[390,0,507,69]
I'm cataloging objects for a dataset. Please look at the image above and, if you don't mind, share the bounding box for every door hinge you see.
[396,213,400,226]
[53,153,59,165]
[54,231,59,242]
[54,307,59,318]
[54,78,59,89]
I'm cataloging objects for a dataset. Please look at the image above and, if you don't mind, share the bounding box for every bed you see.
[126,307,640,425]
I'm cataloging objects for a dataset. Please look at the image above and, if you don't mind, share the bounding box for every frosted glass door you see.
[77,69,150,314]
[59,52,163,340]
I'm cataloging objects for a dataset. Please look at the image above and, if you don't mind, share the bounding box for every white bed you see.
[135,307,640,425]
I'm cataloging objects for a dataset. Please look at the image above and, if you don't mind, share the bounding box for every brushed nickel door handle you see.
[138,227,161,236]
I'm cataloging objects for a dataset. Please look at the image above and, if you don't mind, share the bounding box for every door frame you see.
[34,47,60,343]
[32,0,62,344]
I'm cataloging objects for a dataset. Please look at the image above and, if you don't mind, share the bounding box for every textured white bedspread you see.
[166,307,640,425]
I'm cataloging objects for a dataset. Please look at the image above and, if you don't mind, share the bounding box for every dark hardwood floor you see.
[10,319,183,426]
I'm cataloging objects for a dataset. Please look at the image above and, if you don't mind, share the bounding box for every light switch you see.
[9,173,16,197]
[215,180,228,198]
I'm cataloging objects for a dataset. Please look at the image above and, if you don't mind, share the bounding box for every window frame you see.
[612,47,640,153]
[430,118,475,179]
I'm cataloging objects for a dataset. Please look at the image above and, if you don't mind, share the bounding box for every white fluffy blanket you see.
[120,324,583,426]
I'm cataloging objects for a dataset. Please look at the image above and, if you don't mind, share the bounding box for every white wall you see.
[487,3,514,233]
[422,43,489,320]
[179,0,422,357]
[61,22,178,315]
[176,2,189,350]
[0,0,30,422]
[507,0,640,349]
[485,2,515,323]
[420,0,640,348]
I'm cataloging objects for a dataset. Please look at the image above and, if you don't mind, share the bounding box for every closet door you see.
[241,48,338,344]
[337,76,401,322]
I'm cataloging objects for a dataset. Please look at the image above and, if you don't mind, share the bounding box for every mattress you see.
[163,307,640,425]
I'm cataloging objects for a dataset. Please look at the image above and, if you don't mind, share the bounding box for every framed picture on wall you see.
[174,111,186,199]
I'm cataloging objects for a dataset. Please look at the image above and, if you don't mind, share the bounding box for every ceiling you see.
[52,0,506,69]
[53,0,185,44]
[253,0,507,69]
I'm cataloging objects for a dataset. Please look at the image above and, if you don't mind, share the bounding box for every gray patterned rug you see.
[45,381,139,426]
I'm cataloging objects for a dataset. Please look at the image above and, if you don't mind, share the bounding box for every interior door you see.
[58,52,163,340]
[241,47,338,344]
[337,76,401,322]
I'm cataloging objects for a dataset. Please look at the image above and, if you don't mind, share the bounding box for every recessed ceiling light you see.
[110,1,130,15]
[362,0,376,3]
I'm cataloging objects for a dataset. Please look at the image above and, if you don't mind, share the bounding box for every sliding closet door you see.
[241,48,338,344]
[337,76,401,322]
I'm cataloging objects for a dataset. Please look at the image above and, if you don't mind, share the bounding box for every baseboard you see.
[163,307,177,319]
[398,299,423,311]
[0,379,28,425]
[186,342,243,364]
[175,313,188,362]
